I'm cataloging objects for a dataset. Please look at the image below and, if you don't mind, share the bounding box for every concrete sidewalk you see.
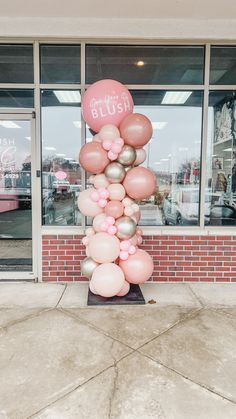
[0,282,235,418]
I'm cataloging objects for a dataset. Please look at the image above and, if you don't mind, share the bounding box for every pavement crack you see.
[188,284,205,307]
[141,352,236,406]
[55,284,67,307]
[108,341,119,419]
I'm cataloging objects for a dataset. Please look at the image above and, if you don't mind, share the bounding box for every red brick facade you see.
[42,234,236,282]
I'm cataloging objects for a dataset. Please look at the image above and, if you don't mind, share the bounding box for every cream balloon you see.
[134,148,146,166]
[91,263,125,298]
[93,173,110,189]
[77,189,103,217]
[99,124,120,142]
[80,257,99,279]
[115,216,136,240]
[105,162,126,184]
[116,280,130,297]
[93,213,107,232]
[88,232,120,263]
[107,183,126,201]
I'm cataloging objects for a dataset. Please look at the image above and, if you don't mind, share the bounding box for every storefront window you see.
[41,90,82,225]
[40,44,81,84]
[0,44,33,83]
[86,45,204,85]
[131,90,203,226]
[206,91,236,225]
[0,90,34,108]
[210,47,236,85]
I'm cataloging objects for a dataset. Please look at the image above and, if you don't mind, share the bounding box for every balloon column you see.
[79,79,156,298]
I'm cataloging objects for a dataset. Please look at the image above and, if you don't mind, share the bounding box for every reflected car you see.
[210,204,236,225]
[163,188,211,225]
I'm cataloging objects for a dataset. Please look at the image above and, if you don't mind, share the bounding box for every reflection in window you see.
[86,45,204,85]
[0,44,33,83]
[131,90,203,226]
[40,44,81,84]
[0,90,34,108]
[206,91,236,225]
[210,47,236,85]
[41,90,82,226]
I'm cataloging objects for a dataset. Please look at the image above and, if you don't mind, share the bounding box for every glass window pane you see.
[41,90,82,226]
[0,44,33,83]
[210,46,236,85]
[86,45,204,85]
[131,90,203,226]
[40,45,81,84]
[206,91,236,226]
[0,90,34,108]
[85,90,203,227]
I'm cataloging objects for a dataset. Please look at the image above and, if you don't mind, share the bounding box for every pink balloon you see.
[86,246,90,257]
[119,251,129,260]
[93,174,110,189]
[100,221,109,231]
[99,124,120,142]
[77,189,103,217]
[132,210,141,224]
[98,188,110,199]
[79,142,110,174]
[137,236,143,245]
[103,139,113,151]
[88,232,120,263]
[134,148,147,166]
[117,280,130,297]
[107,225,117,235]
[105,200,124,219]
[108,150,118,161]
[119,249,154,284]
[129,245,136,255]
[90,191,99,202]
[124,206,133,217]
[82,79,134,132]
[120,240,130,251]
[91,263,125,297]
[108,184,126,201]
[120,113,153,148]
[82,236,89,246]
[106,216,115,225]
[123,167,156,200]
[93,213,107,232]
[98,199,107,208]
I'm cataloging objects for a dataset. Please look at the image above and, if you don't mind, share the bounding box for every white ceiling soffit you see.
[0,0,235,19]
[0,0,235,39]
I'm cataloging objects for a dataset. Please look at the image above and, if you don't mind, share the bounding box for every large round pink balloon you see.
[123,167,156,200]
[88,232,120,263]
[116,280,130,296]
[108,183,126,201]
[119,249,154,284]
[82,79,134,132]
[120,113,153,148]
[91,263,125,297]
[79,142,110,174]
[77,189,103,217]
[105,200,124,219]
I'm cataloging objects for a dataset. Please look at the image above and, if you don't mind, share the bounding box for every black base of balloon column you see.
[87,284,145,306]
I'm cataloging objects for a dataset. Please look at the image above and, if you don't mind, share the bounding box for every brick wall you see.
[42,234,236,282]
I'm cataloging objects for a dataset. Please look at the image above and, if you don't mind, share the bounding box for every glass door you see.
[0,114,37,278]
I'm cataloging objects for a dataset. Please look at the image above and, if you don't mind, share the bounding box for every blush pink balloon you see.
[93,174,110,189]
[100,221,109,231]
[119,249,154,284]
[91,263,125,297]
[129,245,136,255]
[119,251,129,261]
[134,148,147,166]
[85,227,95,237]
[108,184,126,201]
[79,142,110,174]
[88,232,120,263]
[108,150,118,161]
[98,199,107,208]
[120,240,130,251]
[99,124,120,142]
[117,280,130,297]
[86,246,90,257]
[89,280,98,295]
[120,113,153,148]
[93,213,107,232]
[107,216,115,225]
[130,235,138,246]
[123,167,156,200]
[105,200,124,219]
[107,225,117,235]
[103,139,113,151]
[77,189,103,217]
[82,79,134,132]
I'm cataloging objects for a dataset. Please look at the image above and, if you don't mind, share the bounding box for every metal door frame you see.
[0,111,40,281]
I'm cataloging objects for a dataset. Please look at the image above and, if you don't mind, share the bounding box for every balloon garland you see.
[79,79,156,298]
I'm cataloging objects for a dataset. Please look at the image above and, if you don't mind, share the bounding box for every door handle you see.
[36,170,41,178]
